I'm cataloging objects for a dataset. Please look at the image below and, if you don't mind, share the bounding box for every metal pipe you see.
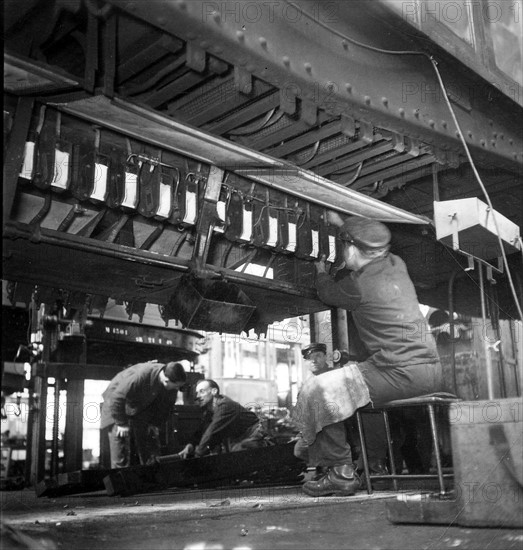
[51,378,61,477]
[448,270,459,397]
[479,262,495,399]
[382,411,399,492]
[511,272,523,397]
[355,411,373,494]
[428,404,447,496]
[489,284,507,398]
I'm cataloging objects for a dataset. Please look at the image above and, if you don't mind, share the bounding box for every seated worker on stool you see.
[101,361,187,468]
[294,343,347,481]
[294,216,443,497]
[178,379,272,458]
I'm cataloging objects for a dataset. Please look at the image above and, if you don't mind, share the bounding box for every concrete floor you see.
[1,485,522,550]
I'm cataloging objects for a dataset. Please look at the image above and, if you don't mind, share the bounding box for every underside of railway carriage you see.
[3,0,522,327]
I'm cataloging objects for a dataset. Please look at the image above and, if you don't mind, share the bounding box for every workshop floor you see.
[1,485,521,550]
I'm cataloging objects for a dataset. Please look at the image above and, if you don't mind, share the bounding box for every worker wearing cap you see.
[294,342,357,485]
[178,379,271,458]
[297,216,442,497]
[101,361,187,468]
[301,343,332,376]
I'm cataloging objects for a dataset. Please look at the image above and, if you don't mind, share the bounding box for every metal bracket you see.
[234,66,252,95]
[301,99,318,126]
[194,165,225,265]
[360,120,374,143]
[186,42,206,72]
[487,339,501,352]
[340,114,356,137]
[279,86,296,115]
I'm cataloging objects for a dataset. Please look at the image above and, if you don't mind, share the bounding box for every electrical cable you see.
[430,59,523,321]
[284,0,523,321]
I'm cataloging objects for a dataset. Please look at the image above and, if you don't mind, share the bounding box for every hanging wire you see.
[228,108,284,136]
[295,141,320,166]
[283,0,522,321]
[430,60,523,321]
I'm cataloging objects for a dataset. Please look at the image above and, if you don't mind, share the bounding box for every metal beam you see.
[4,52,80,94]
[106,0,522,169]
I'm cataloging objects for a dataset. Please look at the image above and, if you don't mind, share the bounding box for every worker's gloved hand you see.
[315,254,328,275]
[325,211,345,227]
[145,455,159,466]
[116,425,130,438]
[147,425,160,437]
[178,443,194,459]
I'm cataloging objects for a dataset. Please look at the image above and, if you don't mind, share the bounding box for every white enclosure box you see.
[433,198,521,260]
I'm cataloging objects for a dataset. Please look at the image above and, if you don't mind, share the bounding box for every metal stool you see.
[356,392,460,496]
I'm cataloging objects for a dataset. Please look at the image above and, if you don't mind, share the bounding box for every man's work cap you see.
[338,217,391,250]
[164,362,187,383]
[301,343,327,359]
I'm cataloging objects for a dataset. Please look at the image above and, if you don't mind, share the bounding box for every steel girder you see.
[106,0,523,171]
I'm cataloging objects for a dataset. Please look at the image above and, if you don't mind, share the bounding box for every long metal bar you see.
[50,378,61,477]
[382,411,399,492]
[4,53,80,93]
[448,270,459,397]
[3,221,321,298]
[479,262,496,400]
[356,410,373,494]
[427,404,447,496]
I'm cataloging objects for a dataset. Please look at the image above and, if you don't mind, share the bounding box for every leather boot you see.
[312,466,328,481]
[357,459,391,490]
[302,464,361,497]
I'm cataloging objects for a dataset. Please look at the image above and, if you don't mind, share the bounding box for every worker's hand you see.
[178,443,194,459]
[315,254,328,274]
[115,425,130,438]
[326,211,345,227]
[147,425,160,437]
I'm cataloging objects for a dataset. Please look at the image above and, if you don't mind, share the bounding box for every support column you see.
[30,374,48,485]
[64,379,85,472]
[63,334,87,472]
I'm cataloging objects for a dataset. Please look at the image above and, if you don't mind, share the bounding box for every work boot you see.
[369,459,389,476]
[302,464,361,497]
[357,458,389,477]
[358,459,391,490]
[311,465,328,481]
